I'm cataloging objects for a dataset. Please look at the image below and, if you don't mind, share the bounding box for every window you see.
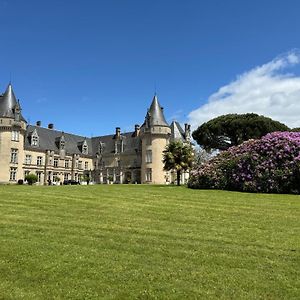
[54,158,58,167]
[31,130,39,147]
[65,160,69,168]
[82,143,88,155]
[37,156,43,166]
[10,167,17,181]
[12,130,19,141]
[60,139,65,150]
[114,142,118,154]
[98,141,104,154]
[10,149,18,163]
[114,141,124,154]
[64,173,69,181]
[48,158,53,166]
[24,170,30,177]
[25,154,32,165]
[36,171,42,182]
[85,162,88,170]
[146,150,152,163]
[145,168,152,182]
[78,161,82,169]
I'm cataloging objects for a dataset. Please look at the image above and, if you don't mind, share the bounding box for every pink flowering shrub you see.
[188,132,300,194]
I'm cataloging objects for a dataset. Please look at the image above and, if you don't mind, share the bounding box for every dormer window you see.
[31,129,39,147]
[114,139,124,154]
[78,139,88,155]
[82,141,88,155]
[14,103,21,122]
[98,141,104,154]
[56,134,65,150]
[60,139,65,150]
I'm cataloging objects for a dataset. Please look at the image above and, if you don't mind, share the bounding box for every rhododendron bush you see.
[188,132,300,194]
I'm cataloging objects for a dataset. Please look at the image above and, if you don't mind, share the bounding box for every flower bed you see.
[188,132,300,194]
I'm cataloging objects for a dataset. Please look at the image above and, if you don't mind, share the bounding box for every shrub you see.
[25,174,38,185]
[188,132,300,194]
[17,179,24,185]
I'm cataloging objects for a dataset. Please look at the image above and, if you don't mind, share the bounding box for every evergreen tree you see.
[192,113,289,151]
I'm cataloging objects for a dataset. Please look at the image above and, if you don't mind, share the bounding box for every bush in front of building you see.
[188,132,300,194]
[25,174,38,185]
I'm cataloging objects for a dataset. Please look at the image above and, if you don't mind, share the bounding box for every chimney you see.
[184,123,191,141]
[134,124,140,136]
[115,127,120,138]
[48,123,54,129]
[36,121,41,127]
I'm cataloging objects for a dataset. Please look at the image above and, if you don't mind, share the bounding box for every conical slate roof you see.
[147,94,169,126]
[0,83,25,121]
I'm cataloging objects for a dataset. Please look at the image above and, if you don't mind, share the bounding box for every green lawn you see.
[0,185,299,299]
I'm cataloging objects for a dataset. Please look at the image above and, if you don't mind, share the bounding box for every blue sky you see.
[1,0,300,136]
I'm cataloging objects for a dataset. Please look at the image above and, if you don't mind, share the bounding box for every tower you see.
[140,95,171,184]
[0,84,27,183]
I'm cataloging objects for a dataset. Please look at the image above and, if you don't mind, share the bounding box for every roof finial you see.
[154,82,157,96]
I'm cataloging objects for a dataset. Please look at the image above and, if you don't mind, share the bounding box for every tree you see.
[192,113,289,151]
[194,147,212,165]
[53,176,60,184]
[163,141,194,186]
[25,173,38,185]
[291,128,300,132]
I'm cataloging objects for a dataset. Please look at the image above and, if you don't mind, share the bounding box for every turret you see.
[0,83,27,183]
[140,94,171,184]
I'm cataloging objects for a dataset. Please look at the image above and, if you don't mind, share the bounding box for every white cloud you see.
[188,50,300,129]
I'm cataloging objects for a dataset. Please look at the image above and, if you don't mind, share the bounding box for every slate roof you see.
[25,125,142,157]
[21,92,185,157]
[91,132,142,156]
[25,125,93,156]
[144,95,169,127]
[0,84,26,121]
[170,121,186,141]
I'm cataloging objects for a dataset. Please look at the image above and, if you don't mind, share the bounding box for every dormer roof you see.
[170,121,185,140]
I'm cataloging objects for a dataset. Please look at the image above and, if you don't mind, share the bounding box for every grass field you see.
[0,185,299,299]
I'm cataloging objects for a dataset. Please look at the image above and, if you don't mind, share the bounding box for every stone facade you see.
[0,84,191,185]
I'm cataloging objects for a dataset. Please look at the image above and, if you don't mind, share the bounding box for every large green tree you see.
[192,113,289,151]
[163,141,194,186]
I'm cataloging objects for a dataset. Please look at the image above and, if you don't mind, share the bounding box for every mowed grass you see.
[0,185,299,299]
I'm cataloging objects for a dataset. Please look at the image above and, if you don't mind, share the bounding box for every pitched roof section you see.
[25,125,93,156]
[147,94,169,127]
[0,83,26,121]
[91,132,142,156]
[24,125,142,156]
[170,121,185,141]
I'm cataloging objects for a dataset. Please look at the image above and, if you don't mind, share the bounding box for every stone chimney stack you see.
[115,127,121,138]
[48,123,54,129]
[184,123,191,142]
[134,124,140,136]
[36,121,41,127]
